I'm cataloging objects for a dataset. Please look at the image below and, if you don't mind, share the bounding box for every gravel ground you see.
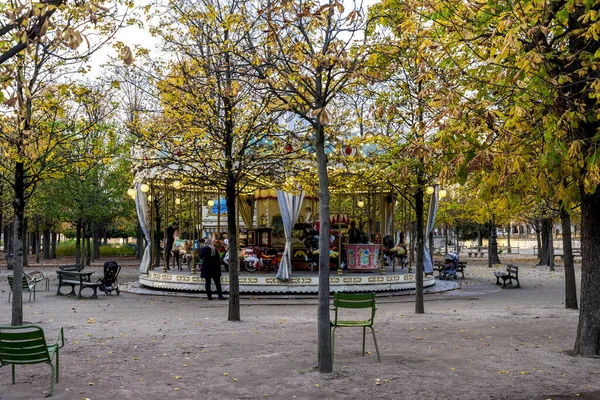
[0,255,598,400]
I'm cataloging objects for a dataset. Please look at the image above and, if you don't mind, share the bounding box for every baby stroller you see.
[440,252,459,280]
[97,261,121,295]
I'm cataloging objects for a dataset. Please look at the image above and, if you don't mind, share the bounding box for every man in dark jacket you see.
[348,221,361,244]
[200,239,225,300]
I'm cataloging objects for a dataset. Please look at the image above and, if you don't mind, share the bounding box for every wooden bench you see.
[56,270,100,299]
[556,248,581,260]
[0,325,64,397]
[494,265,520,288]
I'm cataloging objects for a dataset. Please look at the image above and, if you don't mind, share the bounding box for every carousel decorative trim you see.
[139,271,436,294]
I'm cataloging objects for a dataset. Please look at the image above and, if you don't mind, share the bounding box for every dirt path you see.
[0,256,598,400]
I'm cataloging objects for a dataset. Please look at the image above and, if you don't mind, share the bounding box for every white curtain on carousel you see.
[423,185,439,274]
[135,182,152,274]
[276,190,305,281]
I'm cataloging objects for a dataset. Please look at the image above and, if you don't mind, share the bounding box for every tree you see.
[139,0,288,321]
[0,0,130,326]
[0,0,66,66]
[406,0,600,355]
[243,0,372,372]
[368,0,455,313]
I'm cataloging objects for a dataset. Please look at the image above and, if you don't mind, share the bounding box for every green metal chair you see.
[330,292,381,362]
[0,325,64,396]
[7,274,37,302]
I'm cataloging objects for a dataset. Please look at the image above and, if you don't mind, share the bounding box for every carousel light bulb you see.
[439,189,447,198]
[357,200,365,208]
[175,198,181,205]
[127,188,136,198]
[425,186,435,195]
[147,195,152,202]
[140,183,150,193]
[207,199,215,207]
[172,180,182,189]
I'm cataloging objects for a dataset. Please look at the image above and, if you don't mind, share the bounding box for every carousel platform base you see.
[138,267,436,294]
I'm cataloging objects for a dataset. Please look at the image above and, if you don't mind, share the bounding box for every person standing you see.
[348,221,361,244]
[165,222,178,270]
[201,239,225,300]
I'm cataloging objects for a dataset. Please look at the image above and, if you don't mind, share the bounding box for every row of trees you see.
[0,0,134,325]
[125,0,600,367]
[2,0,599,370]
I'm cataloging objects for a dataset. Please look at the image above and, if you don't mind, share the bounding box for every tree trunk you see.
[2,225,7,253]
[455,225,460,253]
[477,228,483,247]
[410,220,416,264]
[540,218,554,270]
[86,223,91,266]
[535,221,542,263]
[22,218,28,266]
[76,219,82,265]
[92,224,100,260]
[226,171,240,322]
[488,218,501,267]
[507,224,511,253]
[11,162,25,326]
[574,186,600,356]
[415,184,425,314]
[560,203,578,310]
[0,184,3,250]
[35,220,40,264]
[315,122,332,373]
[444,223,448,254]
[43,228,50,259]
[51,232,57,259]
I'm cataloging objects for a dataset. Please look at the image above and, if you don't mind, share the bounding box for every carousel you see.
[131,168,436,294]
